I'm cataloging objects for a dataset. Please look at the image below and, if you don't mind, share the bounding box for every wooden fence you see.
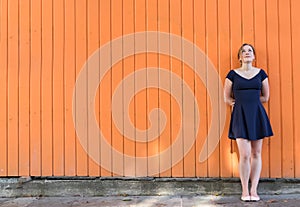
[0,0,299,178]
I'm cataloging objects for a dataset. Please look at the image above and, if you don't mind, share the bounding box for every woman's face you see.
[239,45,255,64]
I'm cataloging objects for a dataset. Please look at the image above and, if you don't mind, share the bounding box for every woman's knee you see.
[251,140,263,159]
[251,150,262,159]
[240,152,251,162]
[236,139,251,162]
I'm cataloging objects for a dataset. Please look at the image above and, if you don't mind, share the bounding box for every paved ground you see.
[0,194,299,207]
[1,177,300,206]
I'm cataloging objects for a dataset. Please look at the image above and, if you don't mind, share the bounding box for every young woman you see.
[224,43,273,202]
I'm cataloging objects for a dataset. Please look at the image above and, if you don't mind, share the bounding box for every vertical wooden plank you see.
[135,0,148,176]
[158,0,171,177]
[253,0,268,69]
[278,0,294,178]
[266,0,282,178]
[291,0,300,178]
[99,0,112,176]
[146,0,159,177]
[19,0,30,176]
[218,0,232,177]
[64,0,76,176]
[87,0,100,176]
[0,0,8,176]
[229,0,242,70]
[111,0,124,176]
[75,0,88,176]
[206,0,220,177]
[194,0,208,177]
[170,0,183,177]
[229,0,242,177]
[30,0,42,176]
[41,0,53,176]
[182,0,195,177]
[123,0,135,177]
[53,0,65,175]
[241,0,254,43]
[7,0,19,175]
[253,0,270,178]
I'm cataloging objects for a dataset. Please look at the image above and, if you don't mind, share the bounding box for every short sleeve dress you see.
[226,69,273,140]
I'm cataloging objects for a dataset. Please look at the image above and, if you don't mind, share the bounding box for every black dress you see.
[226,69,273,140]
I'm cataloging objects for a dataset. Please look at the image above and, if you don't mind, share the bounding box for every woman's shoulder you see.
[257,68,269,80]
[227,68,241,74]
[226,68,241,78]
[252,67,268,73]
[254,67,268,75]
[231,67,240,72]
[225,69,236,81]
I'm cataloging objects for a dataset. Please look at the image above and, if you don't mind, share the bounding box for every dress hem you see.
[228,134,273,141]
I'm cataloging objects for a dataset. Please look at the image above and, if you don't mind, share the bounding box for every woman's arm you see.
[224,78,235,106]
[260,78,270,103]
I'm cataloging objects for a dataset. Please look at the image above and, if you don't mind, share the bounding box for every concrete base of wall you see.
[1,177,300,198]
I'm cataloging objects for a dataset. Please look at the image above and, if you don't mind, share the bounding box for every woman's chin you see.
[242,59,253,64]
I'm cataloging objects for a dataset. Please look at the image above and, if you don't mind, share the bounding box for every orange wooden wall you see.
[0,0,300,178]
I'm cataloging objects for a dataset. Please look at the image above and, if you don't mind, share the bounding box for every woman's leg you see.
[250,139,263,197]
[236,138,252,197]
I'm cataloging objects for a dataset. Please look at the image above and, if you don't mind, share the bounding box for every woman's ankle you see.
[250,190,258,197]
[242,190,250,197]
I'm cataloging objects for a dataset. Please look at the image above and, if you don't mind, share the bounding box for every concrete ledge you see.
[0,177,300,198]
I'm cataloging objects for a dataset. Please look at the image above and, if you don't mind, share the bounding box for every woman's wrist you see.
[226,98,235,106]
[230,99,235,106]
[260,96,268,103]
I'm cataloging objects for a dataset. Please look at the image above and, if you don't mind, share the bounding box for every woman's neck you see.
[241,63,252,71]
